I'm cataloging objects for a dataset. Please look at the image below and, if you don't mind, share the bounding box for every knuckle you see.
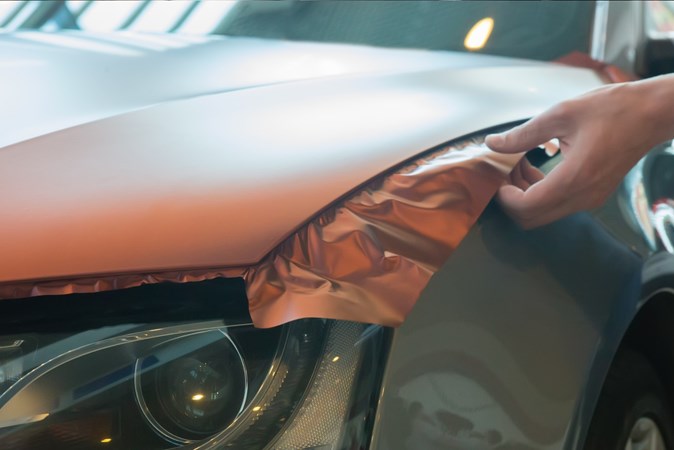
[500,131,511,148]
[505,123,529,147]
[552,100,574,119]
[502,128,519,148]
[518,128,534,145]
[547,101,575,131]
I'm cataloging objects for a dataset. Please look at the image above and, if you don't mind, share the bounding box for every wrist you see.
[635,74,674,146]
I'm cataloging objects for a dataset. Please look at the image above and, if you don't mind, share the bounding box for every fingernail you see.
[486,134,504,147]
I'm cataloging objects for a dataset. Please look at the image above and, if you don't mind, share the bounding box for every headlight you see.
[0,280,390,450]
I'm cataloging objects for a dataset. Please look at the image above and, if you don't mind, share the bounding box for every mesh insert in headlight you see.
[0,280,390,450]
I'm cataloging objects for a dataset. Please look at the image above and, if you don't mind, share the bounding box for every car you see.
[1,1,673,449]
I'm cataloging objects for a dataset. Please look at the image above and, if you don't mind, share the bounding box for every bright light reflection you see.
[100,438,112,444]
[0,413,49,429]
[332,356,340,363]
[191,394,205,401]
[252,406,262,412]
[81,31,206,53]
[254,90,448,163]
[116,31,195,50]
[30,413,49,424]
[15,32,141,57]
[464,17,494,51]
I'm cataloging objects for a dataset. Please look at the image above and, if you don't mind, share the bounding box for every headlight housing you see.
[0,279,390,450]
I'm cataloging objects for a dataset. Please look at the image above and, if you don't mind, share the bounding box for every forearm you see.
[631,74,674,149]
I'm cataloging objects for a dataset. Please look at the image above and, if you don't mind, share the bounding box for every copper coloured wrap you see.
[0,267,246,299]
[0,138,520,328]
[246,139,520,328]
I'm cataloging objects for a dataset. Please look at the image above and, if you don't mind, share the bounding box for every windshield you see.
[1,1,595,62]
[220,1,595,61]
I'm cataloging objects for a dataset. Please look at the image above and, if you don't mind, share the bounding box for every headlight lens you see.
[0,281,390,450]
[135,330,249,443]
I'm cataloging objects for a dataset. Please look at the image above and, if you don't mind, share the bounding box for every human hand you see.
[486,76,674,229]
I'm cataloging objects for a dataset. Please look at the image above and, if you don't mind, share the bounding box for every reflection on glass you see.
[64,0,89,16]
[464,17,494,51]
[647,0,674,33]
[653,200,674,253]
[177,0,237,35]
[2,0,38,31]
[77,1,141,31]
[15,32,141,56]
[128,0,194,33]
[0,1,22,25]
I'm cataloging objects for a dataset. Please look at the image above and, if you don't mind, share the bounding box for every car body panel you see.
[0,40,603,284]
[372,183,646,450]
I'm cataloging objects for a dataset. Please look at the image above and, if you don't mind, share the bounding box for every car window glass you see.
[3,1,594,61]
[218,1,595,61]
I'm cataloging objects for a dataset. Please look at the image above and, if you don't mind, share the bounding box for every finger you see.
[496,183,559,223]
[498,184,576,229]
[508,158,541,191]
[497,159,577,225]
[508,159,529,191]
[485,106,567,154]
[514,194,590,229]
[519,158,545,185]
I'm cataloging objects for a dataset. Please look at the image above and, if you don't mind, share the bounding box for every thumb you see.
[486,110,561,154]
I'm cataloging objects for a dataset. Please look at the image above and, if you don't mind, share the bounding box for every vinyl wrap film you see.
[0,136,520,328]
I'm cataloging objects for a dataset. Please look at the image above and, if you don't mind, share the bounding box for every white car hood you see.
[0,30,526,149]
[0,32,603,284]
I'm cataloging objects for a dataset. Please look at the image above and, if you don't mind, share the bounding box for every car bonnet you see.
[0,34,603,301]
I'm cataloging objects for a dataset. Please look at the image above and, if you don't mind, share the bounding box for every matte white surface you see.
[0,31,522,149]
[0,31,603,283]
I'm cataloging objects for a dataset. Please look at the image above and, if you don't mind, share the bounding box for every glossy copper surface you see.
[246,138,519,327]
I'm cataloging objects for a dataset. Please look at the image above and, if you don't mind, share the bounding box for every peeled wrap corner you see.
[0,135,521,329]
[244,137,521,328]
